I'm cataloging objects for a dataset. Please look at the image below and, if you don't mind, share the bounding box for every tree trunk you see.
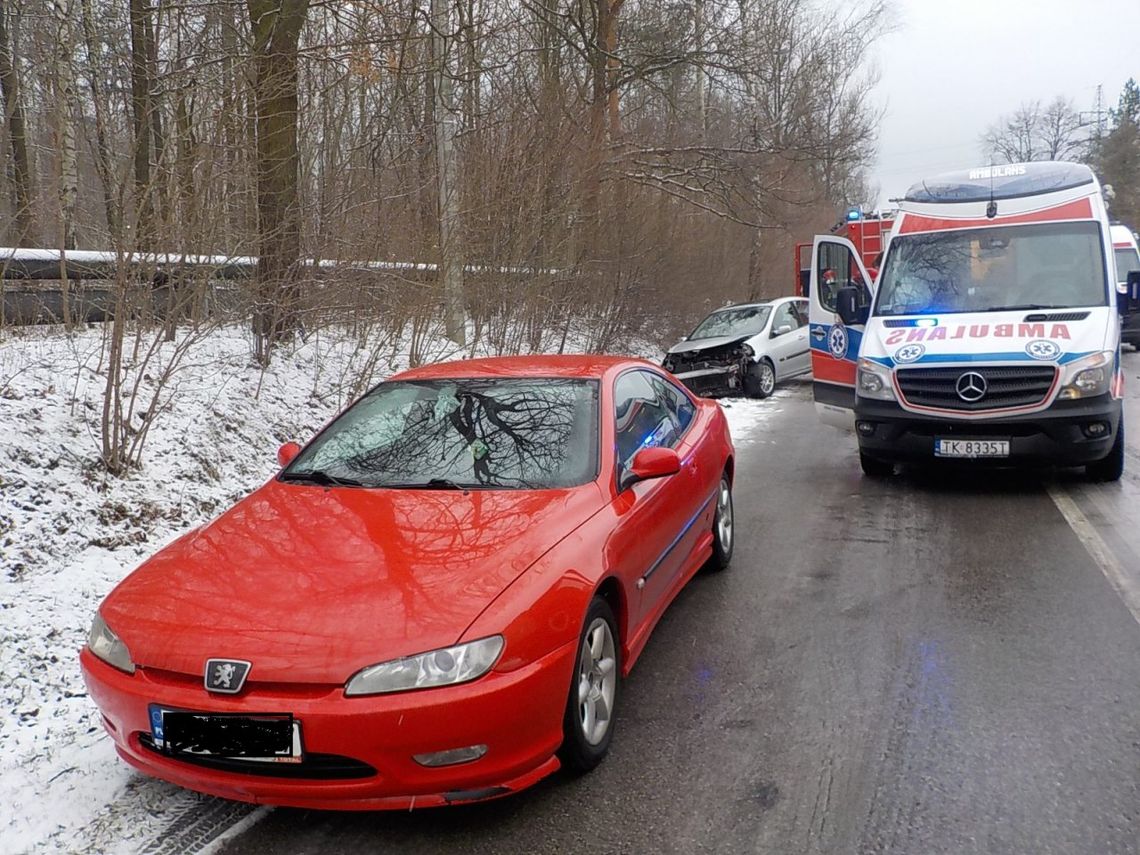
[53,0,78,251]
[247,0,310,362]
[432,0,465,345]
[129,0,155,250]
[80,0,121,245]
[0,0,34,246]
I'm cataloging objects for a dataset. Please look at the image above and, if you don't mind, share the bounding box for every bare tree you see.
[248,0,310,362]
[982,97,1086,164]
[0,0,34,245]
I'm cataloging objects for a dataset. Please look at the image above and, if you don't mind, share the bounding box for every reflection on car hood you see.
[666,333,750,355]
[100,480,605,684]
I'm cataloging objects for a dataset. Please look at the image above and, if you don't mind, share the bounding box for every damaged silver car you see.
[662,297,811,398]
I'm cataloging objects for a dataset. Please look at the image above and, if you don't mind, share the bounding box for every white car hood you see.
[861,308,1113,367]
[666,333,750,355]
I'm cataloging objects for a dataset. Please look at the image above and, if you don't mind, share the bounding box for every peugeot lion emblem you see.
[955,371,988,403]
[204,658,251,694]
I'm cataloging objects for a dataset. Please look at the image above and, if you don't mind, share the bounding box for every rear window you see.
[875,221,1107,316]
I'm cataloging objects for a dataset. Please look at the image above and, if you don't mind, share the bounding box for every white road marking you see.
[197,807,273,855]
[1048,485,1140,626]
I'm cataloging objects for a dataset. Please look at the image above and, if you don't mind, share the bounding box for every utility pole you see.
[432,0,465,346]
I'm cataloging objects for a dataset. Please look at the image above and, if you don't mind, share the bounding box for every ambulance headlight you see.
[857,359,896,401]
[1059,351,1113,400]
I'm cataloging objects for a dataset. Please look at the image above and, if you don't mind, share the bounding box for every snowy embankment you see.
[0,324,780,855]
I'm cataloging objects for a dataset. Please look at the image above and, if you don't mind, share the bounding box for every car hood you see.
[863,308,1113,366]
[101,480,604,684]
[666,333,751,355]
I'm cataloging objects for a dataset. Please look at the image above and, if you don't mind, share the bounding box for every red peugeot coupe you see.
[80,355,735,810]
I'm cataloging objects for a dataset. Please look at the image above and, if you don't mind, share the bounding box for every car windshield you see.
[689,306,771,339]
[284,378,599,489]
[1115,247,1140,284]
[874,221,1107,316]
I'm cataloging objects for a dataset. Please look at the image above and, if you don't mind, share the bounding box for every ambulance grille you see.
[896,365,1058,412]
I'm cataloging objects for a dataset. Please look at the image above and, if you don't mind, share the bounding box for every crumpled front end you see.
[663,341,752,396]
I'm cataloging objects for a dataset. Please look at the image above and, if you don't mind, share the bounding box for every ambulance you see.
[808,161,1125,481]
[1111,223,1140,347]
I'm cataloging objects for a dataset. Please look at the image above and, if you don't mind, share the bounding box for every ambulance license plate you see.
[934,439,1009,458]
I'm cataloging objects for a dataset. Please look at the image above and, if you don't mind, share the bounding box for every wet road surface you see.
[220,351,1140,855]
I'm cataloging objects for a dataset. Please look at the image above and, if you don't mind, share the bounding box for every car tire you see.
[860,451,894,478]
[559,597,621,774]
[1086,420,1124,482]
[744,359,775,399]
[706,473,734,571]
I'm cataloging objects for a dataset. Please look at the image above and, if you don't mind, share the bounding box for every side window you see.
[771,303,798,334]
[816,242,854,313]
[613,371,682,474]
[792,300,810,326]
[648,373,695,436]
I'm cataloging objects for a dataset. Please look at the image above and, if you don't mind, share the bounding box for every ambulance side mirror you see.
[1121,271,1140,314]
[836,286,868,326]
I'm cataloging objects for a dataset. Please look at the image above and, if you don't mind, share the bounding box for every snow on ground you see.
[718,378,808,447]
[0,323,783,855]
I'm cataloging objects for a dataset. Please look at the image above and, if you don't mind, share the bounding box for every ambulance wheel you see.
[1086,421,1124,482]
[859,451,893,478]
[745,360,775,399]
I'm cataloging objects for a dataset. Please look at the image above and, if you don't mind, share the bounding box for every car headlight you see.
[740,343,755,359]
[344,635,504,696]
[88,613,136,674]
[663,356,676,372]
[1059,351,1113,399]
[857,358,896,401]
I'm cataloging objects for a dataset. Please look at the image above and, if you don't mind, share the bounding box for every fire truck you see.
[795,208,895,298]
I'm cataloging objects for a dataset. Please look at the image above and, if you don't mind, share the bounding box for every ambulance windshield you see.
[874,221,1107,316]
[1115,247,1140,284]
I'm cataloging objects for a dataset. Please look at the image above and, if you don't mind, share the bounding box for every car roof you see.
[1110,224,1138,247]
[714,297,800,312]
[391,354,643,381]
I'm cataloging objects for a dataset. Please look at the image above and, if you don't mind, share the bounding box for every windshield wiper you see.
[384,478,477,490]
[280,469,365,487]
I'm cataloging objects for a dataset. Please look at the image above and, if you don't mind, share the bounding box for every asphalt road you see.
[220,352,1140,855]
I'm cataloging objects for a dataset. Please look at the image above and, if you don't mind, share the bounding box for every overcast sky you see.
[866,0,1140,210]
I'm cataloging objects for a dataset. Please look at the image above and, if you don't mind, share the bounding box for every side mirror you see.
[620,446,681,491]
[1127,271,1140,309]
[772,324,793,337]
[277,441,301,467]
[836,285,868,326]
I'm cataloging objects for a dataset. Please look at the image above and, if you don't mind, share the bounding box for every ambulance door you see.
[808,236,874,430]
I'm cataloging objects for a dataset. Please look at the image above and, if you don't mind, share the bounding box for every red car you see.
[81,356,735,810]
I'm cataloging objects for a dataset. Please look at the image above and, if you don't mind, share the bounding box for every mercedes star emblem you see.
[955,371,987,403]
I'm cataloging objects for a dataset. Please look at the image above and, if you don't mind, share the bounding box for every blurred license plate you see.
[934,439,1009,458]
[149,706,302,763]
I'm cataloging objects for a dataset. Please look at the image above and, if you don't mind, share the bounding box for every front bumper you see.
[80,641,575,810]
[669,365,743,397]
[854,395,1123,467]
